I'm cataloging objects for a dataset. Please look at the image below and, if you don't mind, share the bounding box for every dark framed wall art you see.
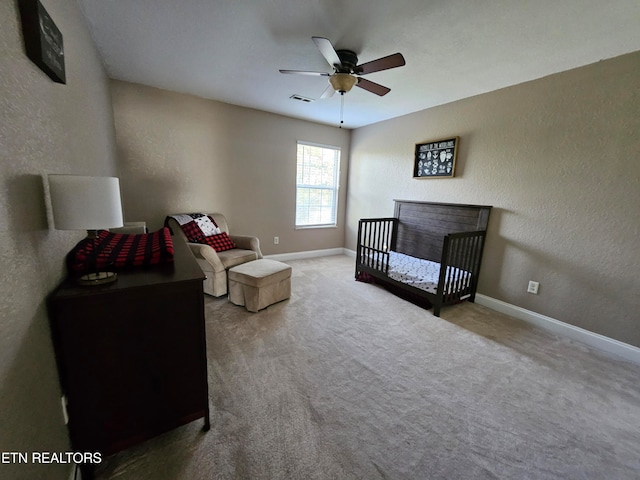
[18,0,66,84]
[413,137,459,178]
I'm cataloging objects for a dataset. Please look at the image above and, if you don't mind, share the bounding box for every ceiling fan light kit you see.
[329,73,358,93]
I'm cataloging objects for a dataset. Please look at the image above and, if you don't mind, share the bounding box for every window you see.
[296,141,340,228]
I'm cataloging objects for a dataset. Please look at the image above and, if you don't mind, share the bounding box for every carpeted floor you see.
[95,254,640,479]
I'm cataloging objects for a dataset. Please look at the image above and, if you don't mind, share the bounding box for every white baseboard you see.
[262,252,640,365]
[265,247,349,262]
[475,294,640,365]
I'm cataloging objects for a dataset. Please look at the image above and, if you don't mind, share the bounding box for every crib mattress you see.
[385,251,470,294]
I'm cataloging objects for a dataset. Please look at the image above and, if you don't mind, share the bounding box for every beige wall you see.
[0,0,117,478]
[111,53,640,347]
[347,52,640,347]
[110,80,351,255]
[1,1,636,475]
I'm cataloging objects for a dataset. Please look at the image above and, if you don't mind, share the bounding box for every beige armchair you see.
[165,213,262,297]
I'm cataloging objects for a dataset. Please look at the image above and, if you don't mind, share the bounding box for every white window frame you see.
[295,141,341,229]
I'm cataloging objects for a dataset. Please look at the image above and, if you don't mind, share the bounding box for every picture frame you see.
[18,0,66,84]
[413,136,459,178]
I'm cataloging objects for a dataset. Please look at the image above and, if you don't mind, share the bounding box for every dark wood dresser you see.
[48,238,210,477]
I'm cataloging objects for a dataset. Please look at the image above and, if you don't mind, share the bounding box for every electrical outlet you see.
[273,236,279,245]
[527,280,539,295]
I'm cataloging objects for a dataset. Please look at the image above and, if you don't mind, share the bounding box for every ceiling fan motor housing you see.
[336,50,359,73]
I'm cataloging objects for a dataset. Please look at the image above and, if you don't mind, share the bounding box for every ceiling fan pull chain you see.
[340,93,344,128]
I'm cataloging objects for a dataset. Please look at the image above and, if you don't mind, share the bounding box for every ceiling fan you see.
[279,37,406,99]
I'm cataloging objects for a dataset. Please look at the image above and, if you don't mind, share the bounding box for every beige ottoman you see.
[228,259,292,312]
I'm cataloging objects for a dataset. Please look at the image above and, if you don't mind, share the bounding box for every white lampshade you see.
[49,175,124,231]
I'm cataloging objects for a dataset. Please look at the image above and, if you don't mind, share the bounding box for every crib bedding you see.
[385,251,470,294]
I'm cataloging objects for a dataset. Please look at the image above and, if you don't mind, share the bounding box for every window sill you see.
[295,224,338,230]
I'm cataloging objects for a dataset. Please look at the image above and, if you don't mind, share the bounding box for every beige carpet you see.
[95,254,640,479]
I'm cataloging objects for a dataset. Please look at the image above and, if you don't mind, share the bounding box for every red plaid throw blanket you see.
[66,227,174,274]
[165,214,236,252]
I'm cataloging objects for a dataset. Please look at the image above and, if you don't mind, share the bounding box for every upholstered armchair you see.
[165,213,262,297]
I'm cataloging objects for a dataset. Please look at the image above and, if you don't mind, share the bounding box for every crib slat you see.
[368,223,372,268]
[362,221,367,267]
[374,220,380,269]
[449,236,460,299]
[469,234,484,299]
[459,236,471,293]
[383,219,389,272]
[451,235,464,300]
[368,221,372,268]
[452,236,462,296]
[444,238,453,299]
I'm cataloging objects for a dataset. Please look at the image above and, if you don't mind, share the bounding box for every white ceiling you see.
[77,0,640,129]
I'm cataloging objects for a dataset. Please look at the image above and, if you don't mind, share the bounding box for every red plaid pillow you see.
[180,220,206,242]
[200,232,236,252]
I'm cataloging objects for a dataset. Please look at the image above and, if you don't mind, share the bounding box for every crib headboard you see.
[393,200,492,262]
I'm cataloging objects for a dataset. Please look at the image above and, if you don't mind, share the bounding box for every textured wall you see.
[110,80,351,255]
[347,52,640,347]
[0,0,117,478]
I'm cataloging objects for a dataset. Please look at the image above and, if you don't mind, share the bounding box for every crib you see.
[356,200,492,316]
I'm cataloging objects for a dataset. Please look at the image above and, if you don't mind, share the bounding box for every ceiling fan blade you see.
[279,69,330,76]
[312,36,342,69]
[357,53,406,75]
[319,84,335,99]
[356,77,391,96]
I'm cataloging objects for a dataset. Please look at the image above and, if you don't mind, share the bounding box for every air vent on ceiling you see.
[290,94,314,103]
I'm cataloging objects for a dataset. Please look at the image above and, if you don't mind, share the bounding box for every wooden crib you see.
[356,200,492,316]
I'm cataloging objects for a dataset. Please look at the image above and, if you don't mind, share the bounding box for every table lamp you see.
[49,174,124,285]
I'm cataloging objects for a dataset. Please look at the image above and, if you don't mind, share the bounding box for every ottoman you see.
[228,259,292,312]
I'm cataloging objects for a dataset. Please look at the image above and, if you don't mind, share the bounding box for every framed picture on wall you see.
[18,0,66,84]
[413,137,458,178]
